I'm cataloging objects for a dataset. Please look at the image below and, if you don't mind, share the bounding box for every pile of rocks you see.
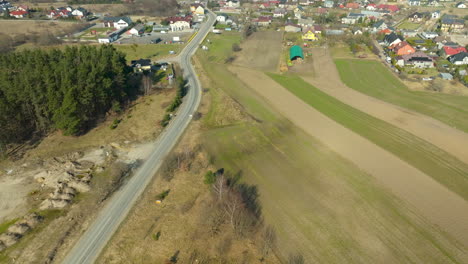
[0,213,43,251]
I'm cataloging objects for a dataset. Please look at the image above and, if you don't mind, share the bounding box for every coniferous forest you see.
[0,45,134,145]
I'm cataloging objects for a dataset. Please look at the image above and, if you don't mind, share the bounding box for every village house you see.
[253,16,272,27]
[346,2,360,9]
[448,52,468,65]
[392,41,415,55]
[285,23,302,32]
[442,46,467,58]
[128,24,145,36]
[190,4,205,15]
[324,0,334,8]
[225,0,240,8]
[103,16,132,29]
[98,29,123,43]
[441,15,465,32]
[366,3,377,10]
[166,16,192,31]
[341,13,366,24]
[10,9,27,18]
[421,32,438,39]
[373,20,388,31]
[131,59,152,72]
[455,2,467,8]
[377,4,399,13]
[273,8,287,18]
[302,30,318,41]
[216,14,227,23]
[297,18,314,27]
[396,51,434,68]
[71,7,88,19]
[408,0,421,6]
[401,30,418,38]
[313,25,323,34]
[384,32,402,47]
[408,12,424,23]
[427,0,441,7]
[431,10,440,19]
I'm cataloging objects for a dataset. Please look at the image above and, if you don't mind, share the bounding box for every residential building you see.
[216,15,227,23]
[190,4,205,15]
[346,2,360,9]
[71,7,88,18]
[313,25,323,34]
[455,2,467,8]
[392,41,415,55]
[273,8,287,18]
[448,52,468,65]
[302,30,318,41]
[341,13,366,24]
[166,16,192,31]
[373,20,388,31]
[98,29,123,43]
[421,32,438,39]
[408,0,421,6]
[427,0,441,6]
[10,9,27,18]
[131,59,152,71]
[128,24,145,36]
[297,18,314,27]
[384,32,402,46]
[408,12,423,23]
[324,0,334,8]
[366,3,377,10]
[377,4,399,13]
[285,23,302,32]
[253,16,272,26]
[226,0,240,8]
[431,10,440,19]
[396,51,434,68]
[441,15,465,32]
[442,46,467,58]
[103,17,132,29]
[401,30,418,38]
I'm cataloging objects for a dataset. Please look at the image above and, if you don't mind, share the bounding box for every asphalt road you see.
[61,11,216,264]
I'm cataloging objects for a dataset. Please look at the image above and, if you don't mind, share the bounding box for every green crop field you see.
[195,33,466,263]
[268,73,468,201]
[334,59,468,133]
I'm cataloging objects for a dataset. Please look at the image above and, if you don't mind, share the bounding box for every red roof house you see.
[443,46,467,57]
[377,4,399,12]
[10,10,28,18]
[346,3,360,9]
[392,41,415,55]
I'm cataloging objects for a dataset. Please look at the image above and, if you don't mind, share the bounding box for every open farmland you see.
[268,73,468,203]
[194,32,468,262]
[232,31,283,71]
[303,48,468,165]
[0,20,87,37]
[334,59,468,133]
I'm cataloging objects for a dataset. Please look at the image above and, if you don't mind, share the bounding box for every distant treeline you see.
[0,45,134,145]
[67,0,122,4]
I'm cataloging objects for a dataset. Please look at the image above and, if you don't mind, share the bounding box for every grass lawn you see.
[113,44,183,61]
[200,32,242,63]
[334,59,468,133]
[195,33,466,263]
[268,73,468,201]
[397,21,421,30]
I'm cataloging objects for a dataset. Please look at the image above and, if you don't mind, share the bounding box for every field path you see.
[302,47,468,164]
[228,65,468,247]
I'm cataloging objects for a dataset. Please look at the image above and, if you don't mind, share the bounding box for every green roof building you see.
[289,45,304,61]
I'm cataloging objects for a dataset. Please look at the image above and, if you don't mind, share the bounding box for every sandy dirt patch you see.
[233,31,283,72]
[229,65,468,248]
[302,47,468,165]
[0,175,34,222]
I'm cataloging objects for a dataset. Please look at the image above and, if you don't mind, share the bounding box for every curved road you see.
[62,11,216,264]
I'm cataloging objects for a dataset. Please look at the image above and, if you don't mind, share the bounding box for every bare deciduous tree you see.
[223,190,242,228]
[212,173,226,202]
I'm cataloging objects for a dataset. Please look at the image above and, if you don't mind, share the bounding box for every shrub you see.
[110,118,121,129]
[156,189,170,200]
[204,170,216,184]
[152,231,161,241]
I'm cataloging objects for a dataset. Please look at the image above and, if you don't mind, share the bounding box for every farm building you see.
[290,45,304,61]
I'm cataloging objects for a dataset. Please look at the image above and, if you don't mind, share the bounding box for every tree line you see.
[0,45,134,146]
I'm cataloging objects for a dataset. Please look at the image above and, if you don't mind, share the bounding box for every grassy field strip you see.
[334,59,468,133]
[268,73,468,202]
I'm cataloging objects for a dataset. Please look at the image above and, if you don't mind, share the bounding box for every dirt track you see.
[302,47,468,165]
[229,65,468,248]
